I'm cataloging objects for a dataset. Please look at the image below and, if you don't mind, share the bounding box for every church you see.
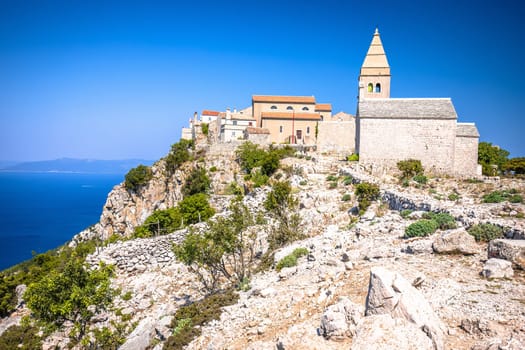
[355,29,480,177]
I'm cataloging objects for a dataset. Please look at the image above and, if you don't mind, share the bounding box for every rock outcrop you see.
[364,267,445,350]
[481,258,514,279]
[432,228,479,255]
[319,297,363,340]
[488,239,525,270]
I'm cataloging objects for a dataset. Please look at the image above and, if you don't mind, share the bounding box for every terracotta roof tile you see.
[202,110,220,116]
[252,95,316,104]
[261,112,322,120]
[315,103,332,111]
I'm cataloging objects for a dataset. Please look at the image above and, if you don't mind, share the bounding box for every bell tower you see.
[358,28,391,100]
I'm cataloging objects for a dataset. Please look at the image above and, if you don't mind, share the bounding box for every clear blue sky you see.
[1,0,524,161]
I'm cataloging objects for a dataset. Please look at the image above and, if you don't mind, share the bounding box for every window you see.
[296,130,302,140]
[320,116,324,121]
[302,106,309,111]
[279,126,283,133]
[375,83,381,93]
[249,122,253,126]
[232,131,236,136]
[306,126,310,134]
[367,83,373,93]
[271,105,277,110]
[286,106,293,110]
[233,120,237,125]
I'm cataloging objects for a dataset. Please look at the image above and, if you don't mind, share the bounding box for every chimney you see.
[226,107,231,120]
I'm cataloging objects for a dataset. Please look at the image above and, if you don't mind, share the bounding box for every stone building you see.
[252,95,331,144]
[356,29,480,176]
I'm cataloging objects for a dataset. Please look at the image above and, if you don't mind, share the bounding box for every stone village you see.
[182,29,481,178]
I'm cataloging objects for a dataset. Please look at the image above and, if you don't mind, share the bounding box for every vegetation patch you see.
[347,154,359,161]
[275,248,309,271]
[341,194,351,202]
[482,190,522,203]
[355,182,380,215]
[164,290,239,350]
[182,167,211,197]
[125,165,153,192]
[397,159,423,179]
[0,323,42,350]
[467,223,504,242]
[165,139,194,174]
[405,219,439,238]
[422,212,457,230]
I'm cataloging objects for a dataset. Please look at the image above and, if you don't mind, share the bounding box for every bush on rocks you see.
[405,219,439,238]
[468,223,504,242]
[124,165,153,192]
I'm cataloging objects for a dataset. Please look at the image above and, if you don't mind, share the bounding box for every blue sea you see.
[0,172,123,270]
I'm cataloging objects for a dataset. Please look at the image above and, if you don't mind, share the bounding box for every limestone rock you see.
[481,258,514,279]
[402,239,433,255]
[488,239,525,270]
[365,267,445,350]
[350,314,434,350]
[319,297,363,340]
[432,228,479,255]
[119,316,155,350]
[460,318,497,336]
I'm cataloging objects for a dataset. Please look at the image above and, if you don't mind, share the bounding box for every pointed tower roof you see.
[360,28,390,76]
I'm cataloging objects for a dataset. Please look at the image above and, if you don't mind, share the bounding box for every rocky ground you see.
[2,151,524,350]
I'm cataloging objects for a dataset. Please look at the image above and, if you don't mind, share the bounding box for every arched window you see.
[367,83,373,93]
[286,106,293,110]
[271,105,277,110]
[306,126,310,134]
[375,83,381,93]
[302,106,309,111]
[279,126,283,133]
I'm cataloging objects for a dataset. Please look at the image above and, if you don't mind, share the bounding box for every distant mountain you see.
[0,158,155,174]
[0,161,19,169]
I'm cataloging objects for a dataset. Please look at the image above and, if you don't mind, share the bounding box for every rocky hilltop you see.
[1,140,524,350]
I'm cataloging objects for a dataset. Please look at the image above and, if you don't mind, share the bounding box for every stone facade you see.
[356,29,480,177]
[317,120,356,154]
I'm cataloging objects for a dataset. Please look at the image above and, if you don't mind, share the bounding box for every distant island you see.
[0,158,154,174]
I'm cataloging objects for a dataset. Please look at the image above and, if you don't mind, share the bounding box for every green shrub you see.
[502,157,525,174]
[448,193,460,201]
[182,167,211,197]
[397,159,423,179]
[164,290,239,350]
[400,209,413,219]
[209,166,217,172]
[201,123,209,135]
[299,180,307,186]
[422,212,457,230]
[125,165,153,192]
[264,181,293,212]
[478,142,509,176]
[326,175,338,181]
[413,174,428,185]
[341,194,351,201]
[275,248,309,271]
[177,193,216,225]
[405,219,439,238]
[347,154,359,161]
[251,170,269,188]
[0,324,42,350]
[343,176,353,186]
[468,223,504,242]
[328,181,337,189]
[166,139,194,174]
[355,182,380,214]
[483,190,523,203]
[122,291,132,301]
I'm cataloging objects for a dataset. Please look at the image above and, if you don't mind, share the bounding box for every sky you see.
[1,0,524,161]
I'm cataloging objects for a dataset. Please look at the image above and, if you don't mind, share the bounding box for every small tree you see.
[173,200,257,293]
[182,167,211,197]
[397,159,423,179]
[201,123,209,136]
[124,165,153,192]
[478,142,509,176]
[503,157,525,175]
[354,182,380,214]
[24,260,114,341]
[166,139,194,174]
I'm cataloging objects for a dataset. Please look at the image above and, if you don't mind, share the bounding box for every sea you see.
[0,172,123,271]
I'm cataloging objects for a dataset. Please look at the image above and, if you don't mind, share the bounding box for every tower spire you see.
[358,28,391,100]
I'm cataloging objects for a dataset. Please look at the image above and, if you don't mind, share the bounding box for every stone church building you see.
[356,29,480,176]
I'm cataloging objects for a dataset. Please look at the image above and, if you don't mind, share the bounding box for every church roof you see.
[252,95,316,104]
[360,28,390,76]
[261,112,322,120]
[456,123,480,137]
[358,98,458,120]
[315,103,332,112]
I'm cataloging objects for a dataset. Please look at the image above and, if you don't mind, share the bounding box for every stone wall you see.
[454,135,480,177]
[317,120,355,155]
[359,118,457,174]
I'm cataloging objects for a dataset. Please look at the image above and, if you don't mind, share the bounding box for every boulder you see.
[481,258,514,279]
[319,297,363,340]
[350,314,434,350]
[365,267,445,350]
[402,239,434,255]
[488,239,525,270]
[120,316,155,350]
[432,228,479,255]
